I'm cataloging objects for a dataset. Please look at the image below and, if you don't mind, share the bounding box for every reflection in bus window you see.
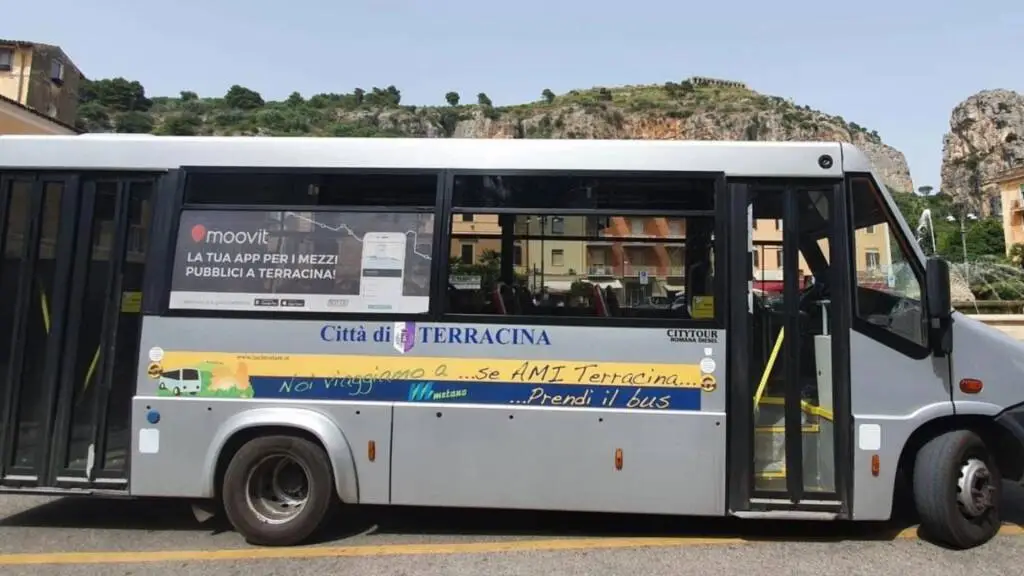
[445,175,717,321]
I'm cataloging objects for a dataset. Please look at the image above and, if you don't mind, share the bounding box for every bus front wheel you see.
[222,435,336,546]
[913,429,1002,549]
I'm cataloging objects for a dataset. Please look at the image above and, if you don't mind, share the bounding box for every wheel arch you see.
[202,407,360,503]
[897,414,1024,485]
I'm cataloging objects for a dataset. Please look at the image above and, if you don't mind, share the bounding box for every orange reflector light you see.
[959,379,983,394]
[368,440,376,462]
[871,454,880,477]
[614,448,623,471]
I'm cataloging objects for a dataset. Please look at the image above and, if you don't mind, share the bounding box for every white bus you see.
[0,135,1022,550]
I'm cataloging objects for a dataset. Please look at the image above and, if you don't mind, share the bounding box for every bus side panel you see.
[849,332,954,520]
[390,404,725,515]
[128,317,392,503]
[388,325,727,516]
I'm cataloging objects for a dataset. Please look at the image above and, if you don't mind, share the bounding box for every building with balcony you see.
[0,39,83,129]
[988,166,1024,257]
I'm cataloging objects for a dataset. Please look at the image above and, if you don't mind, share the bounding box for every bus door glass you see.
[746,181,845,503]
[0,173,76,484]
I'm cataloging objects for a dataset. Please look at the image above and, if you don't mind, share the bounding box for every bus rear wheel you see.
[222,435,336,546]
[912,429,1001,549]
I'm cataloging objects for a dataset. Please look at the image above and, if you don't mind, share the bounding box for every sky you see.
[8,0,1023,190]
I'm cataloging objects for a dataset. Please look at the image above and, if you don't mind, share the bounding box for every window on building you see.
[550,217,564,235]
[50,59,65,84]
[170,171,438,315]
[774,248,783,268]
[849,176,927,349]
[752,250,760,268]
[775,219,781,230]
[0,48,12,71]
[446,173,717,321]
[865,225,875,233]
[462,213,474,222]
[865,249,880,270]
[461,243,475,264]
[513,245,523,266]
[989,195,1002,217]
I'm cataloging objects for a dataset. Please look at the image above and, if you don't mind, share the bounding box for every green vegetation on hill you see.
[72,76,1024,299]
[74,76,884,142]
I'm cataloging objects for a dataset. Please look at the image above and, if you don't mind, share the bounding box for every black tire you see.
[222,435,336,546]
[913,429,1002,549]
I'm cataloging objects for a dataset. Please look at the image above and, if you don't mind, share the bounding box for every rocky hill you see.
[941,89,1024,211]
[76,76,914,192]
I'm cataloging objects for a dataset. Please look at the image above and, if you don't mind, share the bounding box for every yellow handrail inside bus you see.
[753,326,784,410]
[39,286,102,397]
[40,289,50,334]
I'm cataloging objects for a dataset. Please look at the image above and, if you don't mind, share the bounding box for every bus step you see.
[731,510,838,521]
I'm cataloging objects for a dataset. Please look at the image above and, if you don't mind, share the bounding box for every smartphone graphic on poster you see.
[360,232,407,309]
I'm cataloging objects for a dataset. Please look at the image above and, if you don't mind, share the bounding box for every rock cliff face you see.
[941,89,1024,211]
[79,78,914,192]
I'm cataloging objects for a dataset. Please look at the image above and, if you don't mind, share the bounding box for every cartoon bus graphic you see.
[157,368,202,396]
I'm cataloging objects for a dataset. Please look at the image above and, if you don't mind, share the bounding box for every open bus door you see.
[0,173,155,492]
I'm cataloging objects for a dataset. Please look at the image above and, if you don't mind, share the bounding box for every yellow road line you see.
[0,524,1021,566]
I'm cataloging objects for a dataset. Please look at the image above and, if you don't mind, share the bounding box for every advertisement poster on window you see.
[169,210,433,313]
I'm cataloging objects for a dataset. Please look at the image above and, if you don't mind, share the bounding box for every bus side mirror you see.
[926,256,953,356]
[925,257,951,320]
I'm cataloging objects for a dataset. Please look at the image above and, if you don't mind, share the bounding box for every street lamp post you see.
[945,212,979,263]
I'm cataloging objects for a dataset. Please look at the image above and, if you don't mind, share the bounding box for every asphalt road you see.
[1,484,1024,575]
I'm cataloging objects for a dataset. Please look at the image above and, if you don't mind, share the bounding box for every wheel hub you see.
[957,457,995,518]
[244,454,311,525]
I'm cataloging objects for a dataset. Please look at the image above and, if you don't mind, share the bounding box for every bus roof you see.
[0,134,877,178]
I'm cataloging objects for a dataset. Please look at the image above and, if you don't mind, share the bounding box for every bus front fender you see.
[201,406,359,503]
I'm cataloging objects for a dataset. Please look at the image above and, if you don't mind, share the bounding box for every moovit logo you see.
[190,224,269,245]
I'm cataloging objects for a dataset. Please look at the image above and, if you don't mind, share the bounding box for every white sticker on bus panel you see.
[139,429,160,454]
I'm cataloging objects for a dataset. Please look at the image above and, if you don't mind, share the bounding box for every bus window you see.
[446,174,717,322]
[849,177,926,349]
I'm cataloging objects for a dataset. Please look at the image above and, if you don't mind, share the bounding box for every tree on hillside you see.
[286,91,304,106]
[79,77,152,112]
[477,93,492,107]
[354,88,365,105]
[116,111,154,133]
[362,86,401,107]
[445,91,460,106]
[542,89,555,104]
[180,91,198,101]
[225,85,264,110]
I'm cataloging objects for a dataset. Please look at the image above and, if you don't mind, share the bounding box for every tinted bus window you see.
[446,174,717,322]
[184,172,438,207]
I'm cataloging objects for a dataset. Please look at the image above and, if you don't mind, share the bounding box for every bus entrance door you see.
[0,174,153,492]
[732,180,851,514]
